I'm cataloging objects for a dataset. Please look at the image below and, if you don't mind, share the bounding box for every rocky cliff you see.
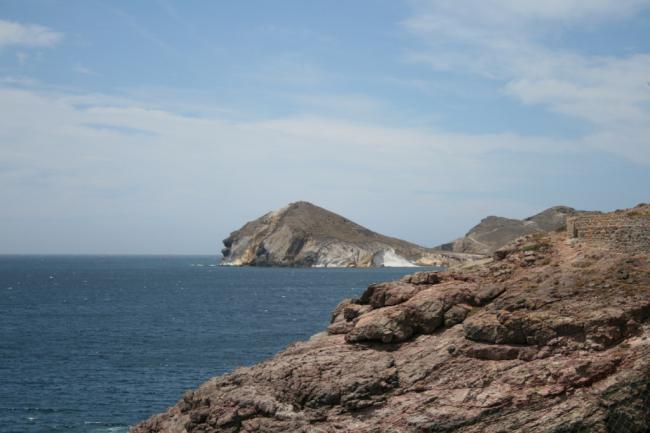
[437,206,582,255]
[133,205,650,433]
[220,201,478,268]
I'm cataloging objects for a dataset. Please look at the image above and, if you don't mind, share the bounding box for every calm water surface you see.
[0,255,431,433]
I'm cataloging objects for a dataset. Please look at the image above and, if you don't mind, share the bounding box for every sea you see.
[0,255,433,433]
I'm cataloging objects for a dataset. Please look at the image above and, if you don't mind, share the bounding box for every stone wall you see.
[567,209,650,253]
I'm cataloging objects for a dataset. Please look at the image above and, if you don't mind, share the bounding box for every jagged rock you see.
[132,206,650,433]
[401,271,442,285]
[345,306,416,344]
[358,281,420,308]
[328,300,371,335]
[444,304,472,327]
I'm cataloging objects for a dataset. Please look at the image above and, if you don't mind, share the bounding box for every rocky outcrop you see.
[134,206,650,433]
[568,203,650,253]
[220,201,480,268]
[438,206,581,255]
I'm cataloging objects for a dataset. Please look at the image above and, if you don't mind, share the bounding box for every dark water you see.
[0,256,429,433]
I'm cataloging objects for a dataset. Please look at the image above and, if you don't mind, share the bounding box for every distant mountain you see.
[437,206,580,255]
[220,201,477,267]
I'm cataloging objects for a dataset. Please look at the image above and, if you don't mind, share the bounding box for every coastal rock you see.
[358,281,421,308]
[133,206,650,433]
[438,205,582,255]
[220,201,482,268]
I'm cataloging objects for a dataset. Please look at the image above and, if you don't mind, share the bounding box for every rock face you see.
[221,201,478,268]
[133,206,650,433]
[438,206,581,255]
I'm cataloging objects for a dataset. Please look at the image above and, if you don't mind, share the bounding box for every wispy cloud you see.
[100,3,176,54]
[0,80,647,253]
[0,75,39,86]
[73,64,96,75]
[402,0,650,163]
[0,19,62,48]
[0,86,572,250]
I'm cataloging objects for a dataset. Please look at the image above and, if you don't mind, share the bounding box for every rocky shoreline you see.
[132,205,650,433]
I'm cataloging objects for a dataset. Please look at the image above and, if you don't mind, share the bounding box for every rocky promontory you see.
[133,204,650,432]
[437,206,584,255]
[221,201,479,268]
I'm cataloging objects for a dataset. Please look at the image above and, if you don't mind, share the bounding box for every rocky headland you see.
[220,201,480,268]
[437,206,586,255]
[133,204,650,433]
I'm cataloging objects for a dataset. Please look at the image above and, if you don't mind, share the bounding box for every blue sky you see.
[0,0,649,253]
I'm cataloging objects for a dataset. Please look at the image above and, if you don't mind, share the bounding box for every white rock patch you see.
[372,249,418,267]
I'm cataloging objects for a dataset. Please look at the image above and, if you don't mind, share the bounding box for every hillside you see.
[221,201,478,267]
[437,206,582,255]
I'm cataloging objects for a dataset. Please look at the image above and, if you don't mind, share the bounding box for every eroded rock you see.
[132,207,650,433]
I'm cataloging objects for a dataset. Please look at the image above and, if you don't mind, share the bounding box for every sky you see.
[0,0,649,254]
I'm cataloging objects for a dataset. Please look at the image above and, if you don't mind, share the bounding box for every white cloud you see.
[479,0,649,21]
[403,0,650,164]
[0,85,587,253]
[504,54,650,125]
[406,0,650,31]
[0,75,39,86]
[0,19,62,48]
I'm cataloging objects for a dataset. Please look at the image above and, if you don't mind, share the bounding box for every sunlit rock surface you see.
[133,205,650,433]
[220,201,479,268]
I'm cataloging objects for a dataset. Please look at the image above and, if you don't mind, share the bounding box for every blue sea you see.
[0,255,429,433]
